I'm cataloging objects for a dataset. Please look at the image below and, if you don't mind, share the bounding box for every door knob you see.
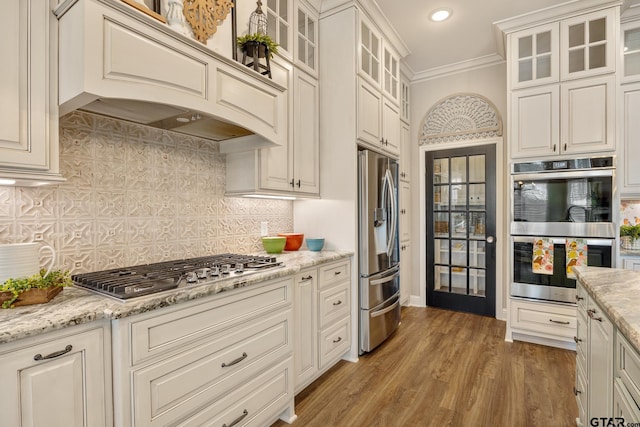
[486,236,495,244]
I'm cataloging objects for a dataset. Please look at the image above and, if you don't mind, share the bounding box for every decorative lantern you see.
[249,1,268,35]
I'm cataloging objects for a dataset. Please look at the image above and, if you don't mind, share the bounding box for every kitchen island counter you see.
[0,250,352,344]
[574,266,640,353]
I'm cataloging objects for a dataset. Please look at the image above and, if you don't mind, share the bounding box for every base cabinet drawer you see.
[318,282,350,329]
[131,311,291,426]
[319,260,350,289]
[510,300,576,338]
[617,332,640,412]
[175,358,293,427]
[319,317,350,370]
[576,362,588,426]
[614,379,640,424]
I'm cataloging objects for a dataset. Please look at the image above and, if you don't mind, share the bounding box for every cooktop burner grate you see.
[72,253,282,300]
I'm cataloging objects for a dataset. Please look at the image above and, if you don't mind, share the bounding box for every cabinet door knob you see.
[296,179,301,188]
[333,300,342,306]
[573,336,582,343]
[573,386,582,396]
[575,295,584,302]
[289,179,295,188]
[553,144,557,152]
[564,143,567,152]
[333,336,342,343]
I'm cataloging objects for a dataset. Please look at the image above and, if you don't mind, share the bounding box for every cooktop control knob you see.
[196,268,210,279]
[235,263,244,273]
[210,266,220,276]
[221,264,231,274]
[186,272,198,283]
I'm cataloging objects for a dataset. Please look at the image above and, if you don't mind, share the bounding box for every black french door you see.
[426,145,496,316]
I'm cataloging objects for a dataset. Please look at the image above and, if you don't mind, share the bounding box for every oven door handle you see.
[511,236,613,247]
[512,169,613,181]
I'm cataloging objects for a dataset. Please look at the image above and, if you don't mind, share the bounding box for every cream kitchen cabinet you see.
[400,181,411,242]
[111,277,295,426]
[622,14,640,84]
[295,259,351,392]
[0,0,64,185]
[510,75,615,159]
[226,66,320,197]
[294,268,317,391]
[399,122,410,182]
[357,77,400,157]
[622,256,640,271]
[400,75,410,124]
[0,322,112,427]
[382,43,400,105]
[620,83,640,196]
[575,280,614,425]
[503,3,618,160]
[359,15,382,87]
[400,241,411,306]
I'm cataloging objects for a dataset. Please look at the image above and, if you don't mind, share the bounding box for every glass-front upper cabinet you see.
[509,22,559,89]
[296,4,318,74]
[266,0,292,58]
[560,8,616,80]
[400,76,410,123]
[622,19,640,83]
[383,43,399,104]
[359,15,381,85]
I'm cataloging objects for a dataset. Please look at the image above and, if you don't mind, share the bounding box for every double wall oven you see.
[510,157,615,303]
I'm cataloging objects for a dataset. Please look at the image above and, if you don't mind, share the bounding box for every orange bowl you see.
[278,233,304,251]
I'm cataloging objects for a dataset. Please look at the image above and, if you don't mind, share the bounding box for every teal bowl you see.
[262,236,286,254]
[306,238,325,252]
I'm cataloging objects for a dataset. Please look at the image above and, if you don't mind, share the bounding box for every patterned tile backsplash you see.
[0,111,293,274]
[620,200,640,226]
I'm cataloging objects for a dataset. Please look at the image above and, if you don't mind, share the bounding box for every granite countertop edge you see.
[0,251,353,345]
[574,266,640,353]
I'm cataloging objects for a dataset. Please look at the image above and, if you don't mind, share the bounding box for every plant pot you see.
[242,41,268,58]
[621,236,640,250]
[0,286,63,308]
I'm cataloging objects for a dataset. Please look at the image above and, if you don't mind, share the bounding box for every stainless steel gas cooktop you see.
[72,253,283,301]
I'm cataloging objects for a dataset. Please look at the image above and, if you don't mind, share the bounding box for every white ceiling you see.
[374,0,592,75]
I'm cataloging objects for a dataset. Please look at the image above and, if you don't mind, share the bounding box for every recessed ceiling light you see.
[430,8,452,22]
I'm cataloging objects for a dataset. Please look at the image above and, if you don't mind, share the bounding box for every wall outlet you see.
[261,221,269,236]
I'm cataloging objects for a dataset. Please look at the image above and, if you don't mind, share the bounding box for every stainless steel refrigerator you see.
[358,149,401,353]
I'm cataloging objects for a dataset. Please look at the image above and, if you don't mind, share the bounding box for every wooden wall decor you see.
[184,0,234,43]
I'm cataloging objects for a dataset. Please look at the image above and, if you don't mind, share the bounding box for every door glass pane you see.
[569,23,585,48]
[450,268,467,294]
[469,155,485,182]
[298,36,305,62]
[537,31,551,54]
[268,0,276,10]
[451,212,467,238]
[537,55,551,78]
[361,24,370,49]
[471,212,486,238]
[451,185,466,207]
[372,59,379,81]
[471,242,486,268]
[361,51,369,75]
[469,184,485,209]
[434,159,449,183]
[371,36,379,59]
[451,240,467,266]
[569,49,585,73]
[472,269,486,296]
[519,35,532,58]
[308,46,315,68]
[434,185,449,209]
[625,51,640,77]
[451,157,466,183]
[267,14,276,39]
[298,10,306,36]
[279,22,288,50]
[589,44,606,69]
[434,265,449,292]
[435,239,448,264]
[519,60,533,82]
[279,0,288,19]
[434,212,449,237]
[625,28,640,52]
[308,18,315,42]
[589,18,606,43]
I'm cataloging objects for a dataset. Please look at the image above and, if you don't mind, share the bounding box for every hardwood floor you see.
[273,306,577,427]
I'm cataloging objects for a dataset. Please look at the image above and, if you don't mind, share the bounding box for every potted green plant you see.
[0,269,72,308]
[620,224,640,250]
[237,33,279,59]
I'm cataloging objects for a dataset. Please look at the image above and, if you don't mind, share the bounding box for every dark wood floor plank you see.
[273,307,577,427]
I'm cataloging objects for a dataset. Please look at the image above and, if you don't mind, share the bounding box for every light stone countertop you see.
[0,250,353,345]
[574,266,640,353]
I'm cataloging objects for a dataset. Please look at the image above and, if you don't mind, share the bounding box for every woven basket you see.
[621,236,640,250]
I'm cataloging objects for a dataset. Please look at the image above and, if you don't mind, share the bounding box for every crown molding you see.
[411,54,505,84]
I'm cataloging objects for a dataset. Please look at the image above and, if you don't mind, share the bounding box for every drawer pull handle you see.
[573,336,582,343]
[333,300,342,306]
[573,386,581,396]
[223,409,248,427]
[221,352,248,368]
[587,310,603,322]
[301,275,313,281]
[549,319,570,325]
[575,295,584,302]
[333,336,342,343]
[34,345,73,361]
[334,271,341,276]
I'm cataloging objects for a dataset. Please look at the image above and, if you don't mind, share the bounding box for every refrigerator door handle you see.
[370,270,400,286]
[384,169,397,257]
[371,299,400,318]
